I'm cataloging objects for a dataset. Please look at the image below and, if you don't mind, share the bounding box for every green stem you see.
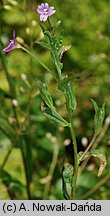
[68,111,78,199]
[0,149,12,175]
[55,63,62,81]
[21,145,31,200]
[20,46,54,77]
[48,17,52,31]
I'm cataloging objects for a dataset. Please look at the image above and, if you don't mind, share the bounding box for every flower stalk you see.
[20,46,55,78]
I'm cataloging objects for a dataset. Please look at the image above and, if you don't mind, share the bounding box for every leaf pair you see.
[38,81,69,127]
[36,28,70,79]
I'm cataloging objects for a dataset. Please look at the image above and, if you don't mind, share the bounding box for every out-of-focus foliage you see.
[0,0,110,199]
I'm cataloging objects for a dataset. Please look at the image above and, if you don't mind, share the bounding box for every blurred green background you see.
[0,0,110,199]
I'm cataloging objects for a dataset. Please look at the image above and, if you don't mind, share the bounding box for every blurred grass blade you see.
[20,135,32,184]
[0,117,15,141]
[1,170,24,199]
[0,88,12,99]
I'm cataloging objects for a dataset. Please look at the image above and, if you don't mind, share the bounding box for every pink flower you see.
[37,3,56,22]
[3,31,16,53]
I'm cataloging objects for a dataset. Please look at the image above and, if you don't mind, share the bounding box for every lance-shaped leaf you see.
[65,81,77,113]
[39,81,69,127]
[35,40,50,50]
[41,105,69,127]
[43,31,52,47]
[38,81,53,109]
[90,150,107,177]
[91,99,105,135]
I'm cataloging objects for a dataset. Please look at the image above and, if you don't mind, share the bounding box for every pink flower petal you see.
[41,3,44,7]
[40,14,48,22]
[48,9,56,16]
[37,7,43,14]
[37,3,55,22]
[44,3,49,9]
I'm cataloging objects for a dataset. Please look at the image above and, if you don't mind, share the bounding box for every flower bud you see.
[16,37,24,45]
[21,73,27,81]
[12,99,18,107]
[7,0,18,6]
[31,20,37,27]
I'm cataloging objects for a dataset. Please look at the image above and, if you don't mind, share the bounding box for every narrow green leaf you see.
[91,99,105,135]
[90,149,102,155]
[43,31,52,47]
[35,41,50,50]
[42,106,69,127]
[38,81,53,109]
[65,81,77,113]
[39,82,69,127]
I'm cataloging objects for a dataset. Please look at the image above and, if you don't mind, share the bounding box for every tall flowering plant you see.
[1,2,107,200]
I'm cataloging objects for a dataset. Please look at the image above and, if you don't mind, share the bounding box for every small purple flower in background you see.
[3,30,16,53]
[37,3,56,22]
